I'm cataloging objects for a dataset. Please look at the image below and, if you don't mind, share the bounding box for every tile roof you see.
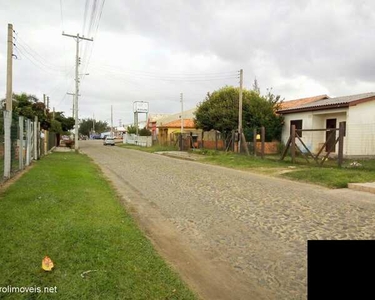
[156,108,197,126]
[279,95,329,110]
[278,92,375,113]
[158,119,196,128]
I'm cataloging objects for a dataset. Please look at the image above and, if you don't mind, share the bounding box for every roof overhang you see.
[277,103,349,114]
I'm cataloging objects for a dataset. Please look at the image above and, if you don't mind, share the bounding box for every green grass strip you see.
[0,153,196,300]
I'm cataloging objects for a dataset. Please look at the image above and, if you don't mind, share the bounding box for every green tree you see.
[194,86,284,141]
[50,119,63,133]
[79,118,109,136]
[127,125,137,134]
[139,127,151,136]
[55,112,75,132]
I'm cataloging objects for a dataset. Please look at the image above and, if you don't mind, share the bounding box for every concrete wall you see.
[346,101,375,156]
[123,134,152,147]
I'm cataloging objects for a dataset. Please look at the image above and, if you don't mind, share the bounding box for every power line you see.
[82,0,90,36]
[90,66,239,81]
[14,33,66,72]
[81,0,106,82]
[90,63,239,77]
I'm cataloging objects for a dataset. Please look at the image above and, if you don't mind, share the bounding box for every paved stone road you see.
[81,141,375,299]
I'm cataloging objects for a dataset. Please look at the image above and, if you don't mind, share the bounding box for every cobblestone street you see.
[81,141,375,300]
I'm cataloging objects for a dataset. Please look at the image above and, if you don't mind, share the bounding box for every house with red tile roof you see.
[279,95,329,110]
[156,109,201,145]
[277,92,375,157]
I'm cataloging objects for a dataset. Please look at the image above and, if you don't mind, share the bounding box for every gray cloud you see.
[1,0,375,122]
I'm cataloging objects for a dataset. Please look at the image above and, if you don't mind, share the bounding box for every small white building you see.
[277,92,375,157]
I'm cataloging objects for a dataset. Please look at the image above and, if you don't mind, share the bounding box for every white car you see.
[103,136,115,146]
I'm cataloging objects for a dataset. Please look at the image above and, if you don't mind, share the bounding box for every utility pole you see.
[47,96,50,110]
[67,92,80,118]
[43,94,46,115]
[238,69,243,153]
[62,32,93,151]
[6,23,13,111]
[4,24,14,179]
[180,93,184,134]
[111,105,113,137]
[53,107,55,120]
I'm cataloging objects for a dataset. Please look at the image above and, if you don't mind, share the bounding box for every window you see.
[290,120,303,137]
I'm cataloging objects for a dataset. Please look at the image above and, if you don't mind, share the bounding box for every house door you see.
[325,119,337,152]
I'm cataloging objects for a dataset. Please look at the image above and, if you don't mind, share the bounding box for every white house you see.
[277,92,375,157]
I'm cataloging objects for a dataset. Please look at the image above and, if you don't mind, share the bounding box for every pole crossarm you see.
[62,32,93,42]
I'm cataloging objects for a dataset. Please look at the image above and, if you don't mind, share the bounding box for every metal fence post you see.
[25,119,30,166]
[19,116,24,170]
[34,116,38,160]
[3,111,11,178]
[37,121,41,158]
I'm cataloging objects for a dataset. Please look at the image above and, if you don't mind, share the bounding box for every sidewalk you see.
[154,151,202,161]
[348,182,375,194]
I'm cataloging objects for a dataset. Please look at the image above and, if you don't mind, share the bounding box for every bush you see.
[65,140,74,149]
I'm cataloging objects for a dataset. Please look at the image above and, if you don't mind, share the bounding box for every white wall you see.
[281,109,347,154]
[347,101,375,156]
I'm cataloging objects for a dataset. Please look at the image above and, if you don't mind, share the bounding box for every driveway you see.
[80,140,375,300]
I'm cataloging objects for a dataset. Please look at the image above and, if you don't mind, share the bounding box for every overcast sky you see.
[1,0,374,125]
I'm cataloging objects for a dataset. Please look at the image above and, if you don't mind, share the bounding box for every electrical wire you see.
[82,0,90,36]
[81,0,106,82]
[14,33,66,72]
[90,65,239,81]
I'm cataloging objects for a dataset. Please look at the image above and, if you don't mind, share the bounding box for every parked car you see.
[103,136,115,146]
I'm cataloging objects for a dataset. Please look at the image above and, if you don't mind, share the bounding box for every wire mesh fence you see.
[0,112,4,179]
[1,109,59,184]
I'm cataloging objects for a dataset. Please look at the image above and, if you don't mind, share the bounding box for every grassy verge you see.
[282,168,375,188]
[194,151,375,188]
[117,144,178,153]
[0,153,196,300]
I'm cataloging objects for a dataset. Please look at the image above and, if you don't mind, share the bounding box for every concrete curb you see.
[348,182,375,194]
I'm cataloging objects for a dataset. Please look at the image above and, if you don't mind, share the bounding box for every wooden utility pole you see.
[62,32,93,150]
[180,92,184,151]
[6,24,13,111]
[261,126,265,159]
[238,69,243,152]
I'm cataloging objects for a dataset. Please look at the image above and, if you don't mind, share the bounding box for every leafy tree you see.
[2,93,76,134]
[127,125,137,134]
[79,118,109,136]
[194,86,284,141]
[50,119,63,133]
[139,127,151,136]
[55,112,75,132]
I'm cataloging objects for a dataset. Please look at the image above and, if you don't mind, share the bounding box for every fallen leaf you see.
[42,256,54,271]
